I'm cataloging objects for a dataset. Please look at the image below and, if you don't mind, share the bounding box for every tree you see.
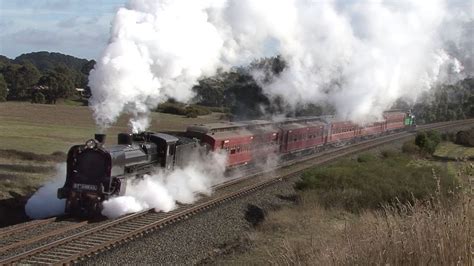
[0,74,7,102]
[415,130,441,154]
[31,91,46,104]
[2,62,40,100]
[37,70,74,104]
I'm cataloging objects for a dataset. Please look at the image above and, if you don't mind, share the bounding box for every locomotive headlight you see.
[85,139,97,149]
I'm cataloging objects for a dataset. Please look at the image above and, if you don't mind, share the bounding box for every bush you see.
[402,140,420,154]
[455,128,474,147]
[31,92,46,104]
[156,102,211,117]
[157,102,187,115]
[381,149,397,158]
[441,132,456,142]
[357,153,376,163]
[185,108,198,118]
[207,106,231,113]
[185,105,211,116]
[426,130,441,146]
[415,130,441,154]
[295,153,458,213]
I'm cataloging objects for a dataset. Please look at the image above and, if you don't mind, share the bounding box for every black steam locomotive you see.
[57,132,203,216]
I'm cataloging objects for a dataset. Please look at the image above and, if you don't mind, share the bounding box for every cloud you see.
[0,0,124,59]
[57,17,79,28]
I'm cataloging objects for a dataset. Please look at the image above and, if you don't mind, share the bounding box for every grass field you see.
[0,101,223,203]
[0,101,222,154]
[433,141,474,159]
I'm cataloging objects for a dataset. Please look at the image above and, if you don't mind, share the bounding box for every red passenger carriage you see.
[327,119,358,144]
[384,112,406,131]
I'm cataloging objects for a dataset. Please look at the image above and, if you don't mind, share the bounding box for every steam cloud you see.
[101,151,227,218]
[89,0,473,130]
[25,164,66,219]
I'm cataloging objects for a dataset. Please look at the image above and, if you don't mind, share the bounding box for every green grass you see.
[433,141,474,159]
[0,101,222,154]
[295,151,459,212]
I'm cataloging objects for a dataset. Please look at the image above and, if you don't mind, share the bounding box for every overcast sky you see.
[0,0,126,60]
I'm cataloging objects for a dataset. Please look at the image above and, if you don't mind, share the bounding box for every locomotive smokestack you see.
[94,133,106,144]
[118,133,133,146]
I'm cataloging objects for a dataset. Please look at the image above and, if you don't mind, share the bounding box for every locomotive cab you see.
[149,133,178,170]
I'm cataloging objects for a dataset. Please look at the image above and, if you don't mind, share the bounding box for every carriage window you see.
[230,148,236,154]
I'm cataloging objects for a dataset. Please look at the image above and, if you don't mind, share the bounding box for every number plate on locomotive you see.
[73,183,98,191]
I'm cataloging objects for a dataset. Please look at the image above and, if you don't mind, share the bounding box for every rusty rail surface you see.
[0,119,471,265]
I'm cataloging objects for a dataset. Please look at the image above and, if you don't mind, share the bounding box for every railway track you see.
[0,119,472,265]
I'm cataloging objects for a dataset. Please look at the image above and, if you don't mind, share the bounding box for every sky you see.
[0,0,127,60]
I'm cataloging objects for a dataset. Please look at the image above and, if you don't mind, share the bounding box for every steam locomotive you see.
[57,111,415,216]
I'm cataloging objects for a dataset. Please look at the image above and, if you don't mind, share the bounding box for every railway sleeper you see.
[22,256,57,264]
[78,240,103,245]
[88,235,113,241]
[50,248,80,255]
[62,245,86,252]
[96,232,124,238]
[34,253,69,260]
[124,221,150,227]
[113,227,135,233]
[68,242,94,249]
[66,243,87,251]
[21,259,52,265]
[44,250,76,257]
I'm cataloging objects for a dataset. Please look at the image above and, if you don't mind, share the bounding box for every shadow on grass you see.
[0,164,52,173]
[0,191,29,227]
[0,149,65,162]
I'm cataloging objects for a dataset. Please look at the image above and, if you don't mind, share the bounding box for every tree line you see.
[0,52,95,104]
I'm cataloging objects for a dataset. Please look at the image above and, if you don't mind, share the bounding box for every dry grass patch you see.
[222,190,472,265]
[217,156,472,265]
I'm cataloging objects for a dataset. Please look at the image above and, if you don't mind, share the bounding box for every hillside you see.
[13,51,91,73]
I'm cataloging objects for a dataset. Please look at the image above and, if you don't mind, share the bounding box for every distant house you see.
[32,85,49,91]
[75,88,90,98]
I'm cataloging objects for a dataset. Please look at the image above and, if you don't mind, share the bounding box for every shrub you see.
[426,130,441,146]
[357,153,376,163]
[415,130,442,154]
[207,106,231,113]
[402,140,420,154]
[295,154,458,213]
[156,102,211,117]
[31,92,46,104]
[455,128,474,147]
[185,108,198,118]
[381,149,398,158]
[157,102,187,115]
[185,105,211,116]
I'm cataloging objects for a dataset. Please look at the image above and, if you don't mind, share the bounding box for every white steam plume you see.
[101,151,227,219]
[25,164,66,219]
[89,0,473,130]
